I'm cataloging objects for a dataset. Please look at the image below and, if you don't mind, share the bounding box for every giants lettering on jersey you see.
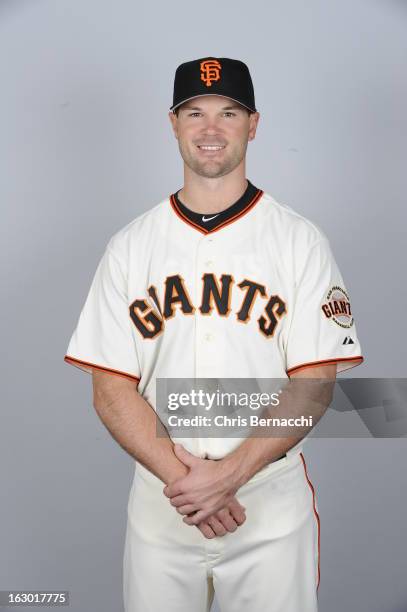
[129,273,287,339]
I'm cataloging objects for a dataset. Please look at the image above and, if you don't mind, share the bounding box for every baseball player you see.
[64,57,364,612]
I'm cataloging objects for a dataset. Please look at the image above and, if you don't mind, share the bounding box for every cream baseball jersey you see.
[64,180,363,458]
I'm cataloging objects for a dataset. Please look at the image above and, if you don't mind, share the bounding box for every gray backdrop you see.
[1,0,406,610]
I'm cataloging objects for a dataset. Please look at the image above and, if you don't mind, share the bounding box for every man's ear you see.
[168,111,178,139]
[248,111,260,141]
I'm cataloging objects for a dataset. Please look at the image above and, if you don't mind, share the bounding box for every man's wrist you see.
[220,438,291,489]
[219,448,259,490]
[166,462,189,485]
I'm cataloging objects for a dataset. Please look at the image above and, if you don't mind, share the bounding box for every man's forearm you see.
[92,377,248,538]
[222,435,303,489]
[93,379,188,485]
[221,367,337,488]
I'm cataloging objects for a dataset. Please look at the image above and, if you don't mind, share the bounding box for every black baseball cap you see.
[170,56,257,114]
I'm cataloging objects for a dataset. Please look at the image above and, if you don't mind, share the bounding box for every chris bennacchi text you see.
[167,414,313,428]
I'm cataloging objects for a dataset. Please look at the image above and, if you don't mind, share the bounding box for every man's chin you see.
[192,162,232,179]
[198,170,228,179]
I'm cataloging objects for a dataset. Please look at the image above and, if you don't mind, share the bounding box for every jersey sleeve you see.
[285,237,364,376]
[64,241,141,385]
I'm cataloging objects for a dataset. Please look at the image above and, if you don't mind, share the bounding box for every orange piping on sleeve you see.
[64,355,140,384]
[287,355,363,376]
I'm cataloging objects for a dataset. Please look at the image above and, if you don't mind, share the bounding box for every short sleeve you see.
[64,242,141,384]
[285,237,364,376]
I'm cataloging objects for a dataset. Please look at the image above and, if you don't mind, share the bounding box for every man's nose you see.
[201,116,223,131]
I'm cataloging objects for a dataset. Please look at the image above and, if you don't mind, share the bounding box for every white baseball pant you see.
[123,450,320,612]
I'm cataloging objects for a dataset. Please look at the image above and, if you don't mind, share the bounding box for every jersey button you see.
[204,260,213,267]
[204,333,213,342]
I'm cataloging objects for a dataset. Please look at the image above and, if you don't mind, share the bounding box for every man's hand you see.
[164,445,246,538]
[196,496,246,538]
[163,444,240,525]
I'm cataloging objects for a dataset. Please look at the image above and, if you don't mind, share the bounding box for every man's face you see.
[169,96,260,179]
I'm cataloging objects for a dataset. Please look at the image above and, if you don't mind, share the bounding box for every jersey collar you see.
[169,180,264,235]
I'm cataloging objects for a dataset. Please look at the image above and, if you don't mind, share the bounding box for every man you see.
[64,57,364,612]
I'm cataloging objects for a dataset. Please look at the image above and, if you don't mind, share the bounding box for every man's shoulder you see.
[106,195,170,258]
[260,190,329,247]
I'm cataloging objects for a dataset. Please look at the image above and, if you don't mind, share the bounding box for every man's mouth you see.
[197,145,226,151]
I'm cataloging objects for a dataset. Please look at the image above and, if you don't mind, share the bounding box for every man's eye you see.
[187,112,236,117]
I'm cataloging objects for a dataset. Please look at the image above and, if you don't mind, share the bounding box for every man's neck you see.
[177,175,248,215]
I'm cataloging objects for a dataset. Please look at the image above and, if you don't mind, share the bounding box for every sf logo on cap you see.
[200,59,221,87]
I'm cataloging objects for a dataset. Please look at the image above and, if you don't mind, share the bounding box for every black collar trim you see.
[170,180,263,234]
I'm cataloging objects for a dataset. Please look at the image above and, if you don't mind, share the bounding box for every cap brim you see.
[170,94,256,113]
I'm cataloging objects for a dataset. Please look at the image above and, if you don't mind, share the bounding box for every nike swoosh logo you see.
[202,214,220,222]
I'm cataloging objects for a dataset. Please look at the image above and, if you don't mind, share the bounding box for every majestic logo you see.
[202,214,220,222]
[129,273,287,340]
[322,286,354,329]
[343,336,355,345]
[200,59,221,87]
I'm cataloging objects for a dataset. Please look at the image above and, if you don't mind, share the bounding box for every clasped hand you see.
[163,444,246,539]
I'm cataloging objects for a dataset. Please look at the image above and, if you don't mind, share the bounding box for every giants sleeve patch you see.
[321,286,354,328]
